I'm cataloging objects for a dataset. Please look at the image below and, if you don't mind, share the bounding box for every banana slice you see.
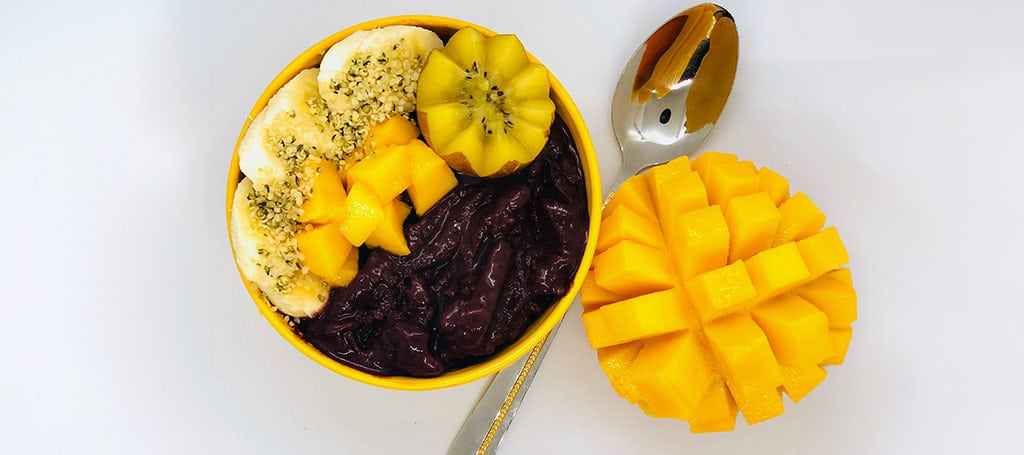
[318,26,442,155]
[231,177,329,318]
[238,68,335,185]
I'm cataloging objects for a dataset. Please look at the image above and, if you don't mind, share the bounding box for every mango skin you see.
[581,153,856,432]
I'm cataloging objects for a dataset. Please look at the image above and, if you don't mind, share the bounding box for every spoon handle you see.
[448,322,561,455]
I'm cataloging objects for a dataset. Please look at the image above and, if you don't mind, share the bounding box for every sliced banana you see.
[231,177,329,318]
[318,26,442,155]
[238,68,335,185]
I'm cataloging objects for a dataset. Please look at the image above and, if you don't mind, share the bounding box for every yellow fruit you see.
[294,223,358,287]
[365,198,412,256]
[298,163,347,225]
[368,115,420,149]
[404,140,458,215]
[339,183,384,246]
[416,27,555,177]
[581,152,856,432]
[344,144,412,202]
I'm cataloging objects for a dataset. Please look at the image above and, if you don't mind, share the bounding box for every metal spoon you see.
[449,5,738,454]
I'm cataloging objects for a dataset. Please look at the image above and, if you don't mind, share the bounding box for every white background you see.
[3,0,1023,453]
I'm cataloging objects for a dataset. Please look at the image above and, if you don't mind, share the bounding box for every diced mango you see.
[758,167,790,206]
[593,240,677,296]
[822,327,853,365]
[627,331,714,420]
[670,205,730,279]
[795,274,857,328]
[651,171,709,228]
[333,245,359,287]
[706,161,759,209]
[779,363,827,403]
[796,227,850,278]
[688,380,739,433]
[686,261,756,322]
[597,341,645,403]
[365,198,412,256]
[368,115,420,148]
[405,140,458,215]
[691,151,738,182]
[298,163,348,224]
[725,191,781,262]
[644,156,691,196]
[581,288,689,349]
[773,192,826,246]
[294,223,356,286]
[745,242,810,299]
[705,314,784,424]
[826,267,853,286]
[339,183,384,246]
[581,273,627,311]
[751,294,833,366]
[603,173,658,221]
[596,204,665,254]
[345,144,412,202]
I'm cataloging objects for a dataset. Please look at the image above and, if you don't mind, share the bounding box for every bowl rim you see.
[225,14,601,390]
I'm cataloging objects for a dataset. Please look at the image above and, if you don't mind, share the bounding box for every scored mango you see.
[581,152,856,432]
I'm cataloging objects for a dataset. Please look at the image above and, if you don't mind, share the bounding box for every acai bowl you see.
[225,15,600,390]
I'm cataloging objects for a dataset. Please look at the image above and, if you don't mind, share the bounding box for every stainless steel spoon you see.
[449,5,738,454]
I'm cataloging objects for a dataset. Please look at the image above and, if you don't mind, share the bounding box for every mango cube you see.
[826,267,853,286]
[795,275,858,328]
[796,227,850,278]
[745,242,810,299]
[405,140,458,215]
[670,205,730,279]
[581,288,689,349]
[602,174,657,221]
[706,161,759,209]
[751,294,833,366]
[294,223,357,287]
[597,341,645,403]
[705,314,785,424]
[298,164,347,224]
[686,261,756,322]
[688,381,738,433]
[627,331,714,421]
[822,327,853,365]
[757,166,790,206]
[581,273,626,311]
[779,363,827,403]
[339,183,384,246]
[725,191,781,262]
[365,198,412,256]
[644,156,691,196]
[691,151,738,181]
[593,240,676,296]
[345,144,412,202]
[773,192,826,246]
[368,115,420,148]
[651,171,709,226]
[596,204,665,254]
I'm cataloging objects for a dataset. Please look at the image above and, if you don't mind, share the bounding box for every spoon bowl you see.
[450,4,738,453]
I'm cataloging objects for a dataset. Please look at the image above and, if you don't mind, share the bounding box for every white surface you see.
[2,0,1023,453]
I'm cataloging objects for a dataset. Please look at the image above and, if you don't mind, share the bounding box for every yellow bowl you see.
[225,15,601,390]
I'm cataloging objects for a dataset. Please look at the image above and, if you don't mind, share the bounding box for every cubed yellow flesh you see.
[705,161,759,209]
[627,331,714,420]
[581,288,689,349]
[404,140,457,215]
[294,223,356,287]
[757,167,790,206]
[725,192,781,262]
[344,144,412,202]
[773,192,826,246]
[597,341,645,403]
[751,294,833,366]
[339,183,384,246]
[298,164,347,225]
[368,115,420,149]
[581,151,855,431]
[364,198,412,256]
